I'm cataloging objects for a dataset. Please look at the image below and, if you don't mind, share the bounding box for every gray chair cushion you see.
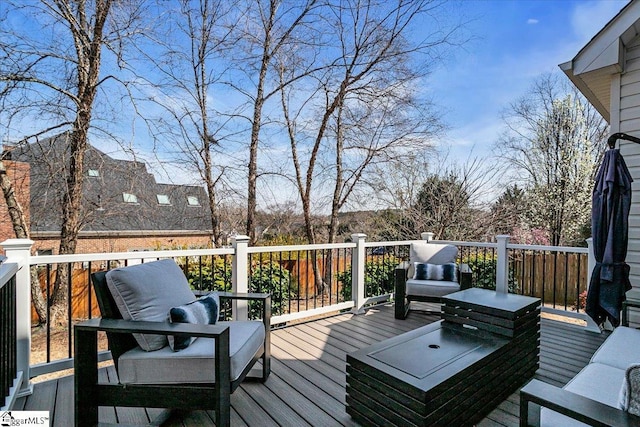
[406,279,460,298]
[117,320,265,384]
[590,326,640,370]
[540,362,625,427]
[106,259,196,351]
[408,243,458,278]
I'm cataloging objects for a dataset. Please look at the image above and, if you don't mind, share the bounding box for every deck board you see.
[16,304,609,427]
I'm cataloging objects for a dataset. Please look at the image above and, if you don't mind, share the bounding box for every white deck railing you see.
[1,232,596,406]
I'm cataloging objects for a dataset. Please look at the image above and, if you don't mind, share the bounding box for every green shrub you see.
[462,253,519,293]
[337,256,399,300]
[248,262,294,317]
[181,256,293,317]
[184,256,232,292]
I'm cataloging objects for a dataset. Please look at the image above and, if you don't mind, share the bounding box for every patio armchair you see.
[520,325,640,426]
[74,259,271,427]
[395,242,472,319]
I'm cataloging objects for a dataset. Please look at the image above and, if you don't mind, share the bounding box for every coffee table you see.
[346,288,540,426]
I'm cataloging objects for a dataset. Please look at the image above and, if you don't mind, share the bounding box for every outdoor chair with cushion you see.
[395,242,472,319]
[74,259,270,427]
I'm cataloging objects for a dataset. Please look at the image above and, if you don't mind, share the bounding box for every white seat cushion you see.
[117,320,265,384]
[591,326,640,370]
[405,279,460,298]
[540,362,625,427]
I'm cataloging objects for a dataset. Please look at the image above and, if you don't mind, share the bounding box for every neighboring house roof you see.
[8,133,212,235]
[559,1,639,122]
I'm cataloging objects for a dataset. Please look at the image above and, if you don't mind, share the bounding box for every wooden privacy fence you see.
[510,251,588,310]
[31,266,101,323]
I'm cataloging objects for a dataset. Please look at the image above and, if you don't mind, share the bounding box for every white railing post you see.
[496,235,510,294]
[421,232,435,242]
[1,239,34,397]
[586,237,595,285]
[232,235,249,321]
[351,233,367,314]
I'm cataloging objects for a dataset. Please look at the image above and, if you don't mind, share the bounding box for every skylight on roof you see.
[187,196,200,206]
[157,194,170,205]
[88,169,99,177]
[123,192,138,203]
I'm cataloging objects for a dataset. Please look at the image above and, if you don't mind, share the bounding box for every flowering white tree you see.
[499,74,608,246]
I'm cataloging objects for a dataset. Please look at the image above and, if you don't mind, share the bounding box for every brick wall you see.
[33,234,212,255]
[0,160,30,242]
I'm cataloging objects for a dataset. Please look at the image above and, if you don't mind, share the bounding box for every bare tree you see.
[498,73,608,246]
[276,0,465,292]
[281,0,463,243]
[0,0,145,324]
[140,0,240,247]
[228,0,320,244]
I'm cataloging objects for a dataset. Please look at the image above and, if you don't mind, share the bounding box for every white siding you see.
[618,35,640,288]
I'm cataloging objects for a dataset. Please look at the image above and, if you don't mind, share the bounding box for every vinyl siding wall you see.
[617,35,640,293]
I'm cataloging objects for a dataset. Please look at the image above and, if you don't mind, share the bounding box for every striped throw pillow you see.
[413,262,458,282]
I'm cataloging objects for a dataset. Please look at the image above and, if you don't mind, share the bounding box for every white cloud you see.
[527,18,539,25]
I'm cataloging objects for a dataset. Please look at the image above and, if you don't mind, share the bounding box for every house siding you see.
[618,34,640,289]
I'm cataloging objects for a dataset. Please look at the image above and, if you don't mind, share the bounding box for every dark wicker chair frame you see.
[394,261,472,319]
[74,271,271,427]
[519,379,640,427]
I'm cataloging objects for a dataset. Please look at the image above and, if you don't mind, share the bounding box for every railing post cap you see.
[1,239,34,250]
[232,235,250,243]
[496,235,510,241]
[421,232,435,241]
[586,237,593,245]
[351,233,367,240]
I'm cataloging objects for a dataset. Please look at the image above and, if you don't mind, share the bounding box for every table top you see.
[443,288,540,315]
[348,321,507,394]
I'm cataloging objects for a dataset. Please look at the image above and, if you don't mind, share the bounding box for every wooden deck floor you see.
[15,303,608,427]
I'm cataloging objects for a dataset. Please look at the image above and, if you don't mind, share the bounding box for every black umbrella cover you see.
[586,148,633,327]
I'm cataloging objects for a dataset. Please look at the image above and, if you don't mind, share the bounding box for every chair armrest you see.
[459,263,472,290]
[394,262,410,319]
[218,291,270,301]
[75,317,230,338]
[219,292,271,330]
[520,379,640,427]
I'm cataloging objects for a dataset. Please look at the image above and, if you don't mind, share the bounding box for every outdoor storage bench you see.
[520,326,640,426]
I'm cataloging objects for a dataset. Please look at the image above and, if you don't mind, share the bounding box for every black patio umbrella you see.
[586,133,634,327]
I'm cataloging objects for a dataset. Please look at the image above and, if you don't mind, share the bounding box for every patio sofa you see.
[520,326,640,426]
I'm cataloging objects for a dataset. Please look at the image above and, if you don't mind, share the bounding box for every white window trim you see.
[123,192,138,203]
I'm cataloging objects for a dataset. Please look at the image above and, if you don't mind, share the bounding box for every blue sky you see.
[428,0,629,160]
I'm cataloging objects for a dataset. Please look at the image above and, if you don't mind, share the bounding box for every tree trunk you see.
[49,0,111,326]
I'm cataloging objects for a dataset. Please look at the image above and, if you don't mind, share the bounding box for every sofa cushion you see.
[406,278,460,298]
[540,362,625,427]
[118,320,265,384]
[413,262,458,282]
[106,259,196,351]
[408,243,458,278]
[620,364,640,416]
[591,326,640,370]
[168,291,220,351]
